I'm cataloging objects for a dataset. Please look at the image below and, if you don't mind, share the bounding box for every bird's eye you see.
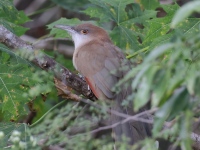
[81,29,88,34]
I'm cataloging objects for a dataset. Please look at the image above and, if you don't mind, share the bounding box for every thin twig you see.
[88,108,156,134]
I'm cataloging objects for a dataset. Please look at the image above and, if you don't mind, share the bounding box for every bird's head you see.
[54,23,111,48]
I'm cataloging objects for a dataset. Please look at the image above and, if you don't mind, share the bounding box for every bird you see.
[54,23,151,147]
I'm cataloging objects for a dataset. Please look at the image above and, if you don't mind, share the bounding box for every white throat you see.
[71,34,92,70]
[72,34,92,49]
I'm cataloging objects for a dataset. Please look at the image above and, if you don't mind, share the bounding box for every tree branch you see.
[0,25,96,100]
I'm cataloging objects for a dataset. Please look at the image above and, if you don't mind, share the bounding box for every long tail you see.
[111,93,151,146]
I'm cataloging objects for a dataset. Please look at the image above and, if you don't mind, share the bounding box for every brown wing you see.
[74,41,125,99]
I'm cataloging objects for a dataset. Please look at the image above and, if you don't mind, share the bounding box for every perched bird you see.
[54,23,150,146]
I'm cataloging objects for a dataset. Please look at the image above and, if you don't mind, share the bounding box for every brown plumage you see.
[54,23,151,146]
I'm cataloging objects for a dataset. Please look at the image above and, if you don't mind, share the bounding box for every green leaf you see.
[139,0,160,10]
[0,44,33,66]
[125,9,157,26]
[87,0,133,23]
[151,69,170,107]
[180,111,192,150]
[178,18,200,38]
[153,116,166,136]
[156,87,189,121]
[143,4,200,50]
[0,0,30,35]
[143,4,179,48]
[153,87,189,135]
[171,1,200,28]
[50,0,89,11]
[149,18,200,50]
[134,66,158,110]
[83,6,111,22]
[47,18,82,38]
[1,52,10,62]
[145,43,174,62]
[111,26,141,51]
[84,0,156,51]
[0,64,33,120]
[131,64,151,90]
[186,65,200,96]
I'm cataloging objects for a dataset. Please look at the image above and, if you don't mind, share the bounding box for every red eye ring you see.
[81,29,88,34]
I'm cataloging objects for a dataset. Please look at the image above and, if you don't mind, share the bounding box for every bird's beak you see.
[54,25,76,34]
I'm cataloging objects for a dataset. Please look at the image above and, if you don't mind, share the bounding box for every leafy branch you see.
[0,25,96,113]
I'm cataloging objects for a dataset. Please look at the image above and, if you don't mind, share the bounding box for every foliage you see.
[50,0,89,11]
[0,122,30,149]
[171,1,200,28]
[0,0,200,150]
[0,0,29,36]
[0,45,55,121]
[83,0,157,52]
[48,18,82,38]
